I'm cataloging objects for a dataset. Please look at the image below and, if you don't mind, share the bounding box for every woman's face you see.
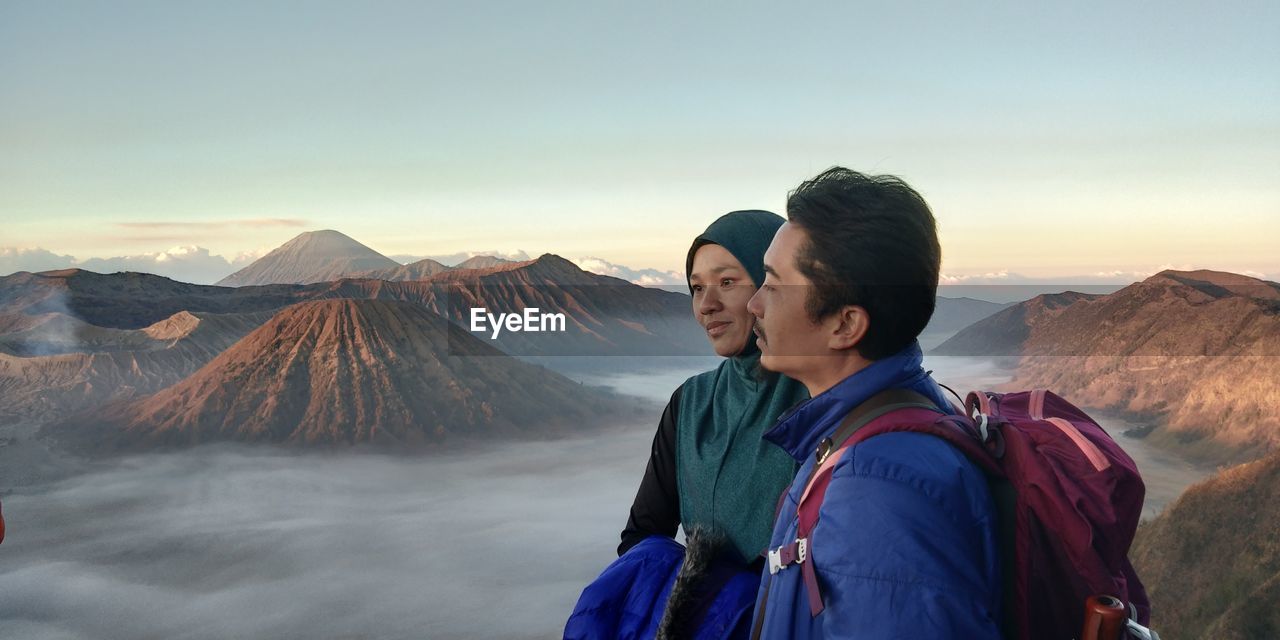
[688,243,758,357]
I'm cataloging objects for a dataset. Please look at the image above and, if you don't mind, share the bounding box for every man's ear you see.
[827,305,870,351]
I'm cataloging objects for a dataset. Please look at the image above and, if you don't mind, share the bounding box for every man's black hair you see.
[786,166,941,360]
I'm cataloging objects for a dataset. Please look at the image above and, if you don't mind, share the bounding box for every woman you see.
[566,210,808,640]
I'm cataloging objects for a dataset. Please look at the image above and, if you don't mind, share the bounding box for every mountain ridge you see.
[49,299,634,450]
[934,270,1280,460]
[1,255,708,358]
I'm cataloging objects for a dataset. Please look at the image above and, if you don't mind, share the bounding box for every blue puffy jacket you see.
[750,344,1003,639]
[565,536,761,640]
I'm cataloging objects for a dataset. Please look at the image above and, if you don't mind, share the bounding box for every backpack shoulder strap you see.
[775,389,947,616]
[802,388,941,488]
[771,388,941,523]
[795,389,947,534]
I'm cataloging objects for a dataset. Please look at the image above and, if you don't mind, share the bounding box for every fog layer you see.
[0,357,1211,639]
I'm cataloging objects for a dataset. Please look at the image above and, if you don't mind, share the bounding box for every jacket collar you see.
[763,341,954,461]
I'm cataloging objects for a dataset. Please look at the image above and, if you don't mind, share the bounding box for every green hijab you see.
[676,210,809,563]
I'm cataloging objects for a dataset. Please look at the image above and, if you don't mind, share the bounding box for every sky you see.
[2,1,1277,284]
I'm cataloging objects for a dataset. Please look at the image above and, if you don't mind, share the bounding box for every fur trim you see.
[657,526,731,640]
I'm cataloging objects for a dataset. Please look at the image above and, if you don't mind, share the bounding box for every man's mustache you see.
[753,319,766,343]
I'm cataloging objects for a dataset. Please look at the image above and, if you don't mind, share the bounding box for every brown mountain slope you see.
[54,299,632,449]
[1130,451,1280,640]
[930,291,1101,356]
[936,270,1279,358]
[934,270,1280,459]
[432,254,703,356]
[0,310,273,424]
[0,269,312,329]
[922,296,1016,339]
[215,230,400,286]
[139,310,275,359]
[0,309,268,357]
[307,254,706,357]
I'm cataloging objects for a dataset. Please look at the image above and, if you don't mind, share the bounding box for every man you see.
[746,168,1002,638]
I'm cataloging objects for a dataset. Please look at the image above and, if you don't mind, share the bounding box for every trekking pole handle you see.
[1079,595,1127,640]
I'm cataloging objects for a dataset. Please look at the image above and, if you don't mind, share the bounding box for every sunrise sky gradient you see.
[2,1,1277,282]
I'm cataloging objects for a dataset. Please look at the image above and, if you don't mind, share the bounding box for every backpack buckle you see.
[767,538,808,575]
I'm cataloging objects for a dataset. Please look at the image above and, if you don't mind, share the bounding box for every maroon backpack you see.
[787,387,1150,640]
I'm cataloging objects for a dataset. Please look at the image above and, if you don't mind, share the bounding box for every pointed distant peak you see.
[406,257,449,269]
[454,255,512,270]
[514,253,601,284]
[216,229,398,286]
[303,229,352,239]
[279,229,367,247]
[529,253,589,274]
[533,253,576,266]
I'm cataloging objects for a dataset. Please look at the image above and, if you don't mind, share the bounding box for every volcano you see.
[215,230,400,286]
[64,299,632,449]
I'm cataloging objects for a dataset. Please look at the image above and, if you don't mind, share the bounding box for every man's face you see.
[688,243,758,357]
[747,222,831,375]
